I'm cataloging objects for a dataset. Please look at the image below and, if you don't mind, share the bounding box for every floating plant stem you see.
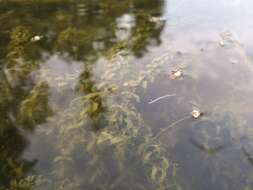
[148,94,176,104]
[153,115,191,140]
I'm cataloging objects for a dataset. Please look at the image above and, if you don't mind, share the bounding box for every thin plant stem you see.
[153,115,191,141]
[149,94,176,104]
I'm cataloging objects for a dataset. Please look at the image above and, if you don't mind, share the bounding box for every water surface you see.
[0,0,253,190]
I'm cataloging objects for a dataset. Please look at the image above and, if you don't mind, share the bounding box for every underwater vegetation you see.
[1,0,253,190]
[0,0,174,190]
[37,50,172,190]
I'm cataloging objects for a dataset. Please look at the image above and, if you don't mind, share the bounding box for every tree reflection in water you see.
[0,0,166,189]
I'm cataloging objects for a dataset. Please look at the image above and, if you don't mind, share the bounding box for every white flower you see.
[191,109,202,119]
[174,70,182,77]
[169,69,183,80]
[31,35,42,42]
[219,40,225,47]
[149,16,166,23]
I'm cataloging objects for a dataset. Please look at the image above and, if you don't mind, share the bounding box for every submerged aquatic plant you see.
[0,1,171,189]
[17,81,53,130]
[35,50,173,190]
[0,176,44,190]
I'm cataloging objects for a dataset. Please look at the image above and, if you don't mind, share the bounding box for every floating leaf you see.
[169,69,183,80]
[31,35,43,42]
[191,109,202,119]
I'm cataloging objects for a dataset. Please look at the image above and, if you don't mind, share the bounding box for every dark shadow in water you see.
[189,137,231,156]
[242,147,253,167]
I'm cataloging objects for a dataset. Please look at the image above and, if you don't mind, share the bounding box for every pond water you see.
[1,0,253,190]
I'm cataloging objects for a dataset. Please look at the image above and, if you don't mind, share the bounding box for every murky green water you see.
[1,0,253,190]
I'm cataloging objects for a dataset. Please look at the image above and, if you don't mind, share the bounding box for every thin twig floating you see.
[153,115,191,141]
[148,94,176,104]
